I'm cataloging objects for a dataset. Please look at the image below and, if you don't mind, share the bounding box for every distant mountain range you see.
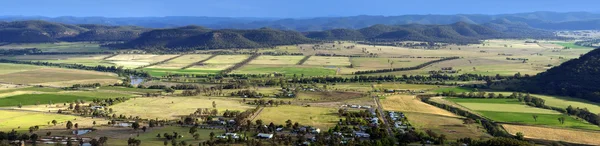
[1,11,600,31]
[0,19,556,51]
[0,20,148,43]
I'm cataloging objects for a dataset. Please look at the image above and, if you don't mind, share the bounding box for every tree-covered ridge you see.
[0,20,149,43]
[517,48,600,102]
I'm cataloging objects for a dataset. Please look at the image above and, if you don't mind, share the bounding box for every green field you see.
[0,110,78,131]
[553,42,594,49]
[480,111,600,130]
[492,92,600,114]
[0,94,102,107]
[143,68,221,76]
[256,105,340,129]
[449,98,600,130]
[234,65,337,76]
[0,63,42,75]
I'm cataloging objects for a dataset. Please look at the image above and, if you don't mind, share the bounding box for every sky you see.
[1,0,598,18]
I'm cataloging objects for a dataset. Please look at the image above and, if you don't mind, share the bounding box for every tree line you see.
[220,54,261,74]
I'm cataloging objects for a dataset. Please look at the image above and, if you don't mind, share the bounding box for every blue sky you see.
[2,0,598,17]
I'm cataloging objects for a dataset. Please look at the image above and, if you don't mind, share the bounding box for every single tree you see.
[532,115,538,122]
[66,121,73,129]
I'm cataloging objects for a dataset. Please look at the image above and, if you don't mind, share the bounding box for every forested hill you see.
[118,22,550,50]
[114,27,317,51]
[517,48,600,102]
[0,20,149,43]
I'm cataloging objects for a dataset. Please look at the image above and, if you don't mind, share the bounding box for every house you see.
[276,127,283,131]
[90,106,104,110]
[384,89,395,93]
[354,132,370,138]
[311,128,321,134]
[257,133,273,139]
[361,105,372,109]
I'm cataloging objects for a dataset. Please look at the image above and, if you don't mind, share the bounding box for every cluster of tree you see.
[220,54,261,74]
[353,57,460,74]
[295,55,311,65]
[566,106,600,126]
[457,137,533,146]
[230,90,266,98]
[506,57,528,61]
[0,20,148,43]
[0,48,42,55]
[575,39,600,47]
[68,83,102,89]
[247,99,291,106]
[0,59,150,77]
[314,53,376,57]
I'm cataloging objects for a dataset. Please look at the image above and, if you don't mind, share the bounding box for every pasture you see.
[248,55,305,65]
[448,98,600,130]
[381,95,458,117]
[0,93,99,107]
[491,92,600,114]
[503,124,600,145]
[0,64,120,86]
[255,105,340,129]
[109,96,254,120]
[143,68,221,76]
[203,55,249,64]
[150,54,213,69]
[405,112,491,140]
[104,126,223,146]
[0,110,78,131]
[233,65,336,76]
[0,55,115,67]
[303,56,351,66]
[105,54,179,68]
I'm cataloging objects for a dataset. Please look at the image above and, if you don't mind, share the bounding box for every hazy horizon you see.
[2,0,599,18]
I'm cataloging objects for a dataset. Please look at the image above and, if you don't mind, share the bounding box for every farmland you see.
[0,55,115,67]
[0,93,107,107]
[103,126,224,146]
[109,96,254,120]
[233,65,336,76]
[255,105,340,129]
[503,124,600,145]
[447,98,600,130]
[405,112,491,140]
[382,95,458,117]
[105,54,179,68]
[0,110,79,131]
[0,63,120,86]
[303,56,351,66]
[248,55,304,65]
[149,54,213,69]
